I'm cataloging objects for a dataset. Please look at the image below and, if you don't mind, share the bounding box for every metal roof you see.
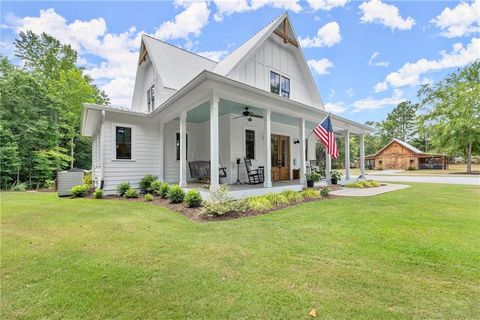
[213,12,287,76]
[142,34,217,90]
[371,138,425,157]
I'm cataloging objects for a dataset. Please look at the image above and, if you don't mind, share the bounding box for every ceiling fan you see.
[233,107,264,122]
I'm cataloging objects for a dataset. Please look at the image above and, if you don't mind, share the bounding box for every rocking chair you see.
[244,158,264,184]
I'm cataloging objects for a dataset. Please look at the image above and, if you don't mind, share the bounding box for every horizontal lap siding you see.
[102,113,159,194]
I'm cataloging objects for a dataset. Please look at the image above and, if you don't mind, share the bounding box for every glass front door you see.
[271,134,290,181]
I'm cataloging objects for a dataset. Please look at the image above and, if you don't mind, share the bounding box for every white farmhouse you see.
[81,13,373,197]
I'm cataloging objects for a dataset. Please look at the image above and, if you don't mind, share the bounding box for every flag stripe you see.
[313,116,338,159]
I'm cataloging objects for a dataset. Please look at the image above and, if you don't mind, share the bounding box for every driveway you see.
[366,174,480,186]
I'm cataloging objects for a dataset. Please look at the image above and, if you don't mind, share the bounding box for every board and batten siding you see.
[91,127,102,188]
[229,35,318,108]
[102,112,159,194]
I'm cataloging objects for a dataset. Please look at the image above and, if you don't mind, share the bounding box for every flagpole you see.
[306,113,330,139]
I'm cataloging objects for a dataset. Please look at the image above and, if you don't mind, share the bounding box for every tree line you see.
[0,32,109,189]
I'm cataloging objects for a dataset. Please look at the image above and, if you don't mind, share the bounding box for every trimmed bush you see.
[184,189,203,208]
[265,193,289,207]
[117,182,130,197]
[167,185,185,203]
[320,186,331,197]
[144,193,153,202]
[151,180,163,196]
[301,188,320,199]
[125,188,139,198]
[246,196,272,211]
[160,183,170,198]
[281,190,303,203]
[140,174,157,193]
[200,185,247,216]
[71,184,89,198]
[83,173,93,187]
[345,180,381,189]
[93,188,103,199]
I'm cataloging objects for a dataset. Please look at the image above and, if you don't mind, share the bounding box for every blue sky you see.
[1,0,479,124]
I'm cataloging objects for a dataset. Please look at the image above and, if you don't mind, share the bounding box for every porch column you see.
[263,109,272,188]
[344,130,350,181]
[179,112,187,187]
[359,133,366,179]
[325,152,331,183]
[158,122,164,181]
[210,93,220,190]
[299,118,306,184]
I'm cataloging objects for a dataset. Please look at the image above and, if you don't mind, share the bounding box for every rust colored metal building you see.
[365,139,448,170]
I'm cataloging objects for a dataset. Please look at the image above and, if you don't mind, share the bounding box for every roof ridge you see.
[142,34,218,63]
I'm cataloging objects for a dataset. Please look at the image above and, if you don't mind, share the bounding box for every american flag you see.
[313,116,339,159]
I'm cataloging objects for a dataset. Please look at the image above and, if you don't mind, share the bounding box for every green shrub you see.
[140,175,157,193]
[246,196,272,211]
[71,184,89,197]
[93,188,103,199]
[151,180,163,196]
[407,166,417,171]
[83,173,93,187]
[167,185,185,203]
[301,188,320,199]
[281,190,303,203]
[305,171,321,182]
[200,185,246,216]
[125,188,139,198]
[345,182,363,188]
[160,182,170,198]
[117,182,130,197]
[44,179,55,190]
[265,193,289,207]
[10,182,27,192]
[144,193,153,202]
[345,180,381,189]
[184,189,203,207]
[320,186,331,197]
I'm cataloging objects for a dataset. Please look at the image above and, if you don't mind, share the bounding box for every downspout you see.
[100,110,106,189]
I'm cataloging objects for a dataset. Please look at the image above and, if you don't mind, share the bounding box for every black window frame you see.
[245,129,255,160]
[281,76,290,98]
[270,71,280,95]
[147,84,155,112]
[115,126,132,160]
[176,132,188,161]
[305,138,308,160]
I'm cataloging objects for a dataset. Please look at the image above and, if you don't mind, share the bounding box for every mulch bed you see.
[101,185,342,222]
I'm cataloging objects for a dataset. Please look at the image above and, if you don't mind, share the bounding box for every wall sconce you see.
[293,139,300,144]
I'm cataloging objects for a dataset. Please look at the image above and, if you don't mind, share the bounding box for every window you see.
[270,71,280,95]
[245,130,255,159]
[305,139,308,160]
[176,133,188,161]
[281,77,290,98]
[147,84,155,112]
[270,71,290,98]
[116,126,132,159]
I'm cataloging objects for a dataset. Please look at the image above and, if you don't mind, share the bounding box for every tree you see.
[0,122,21,189]
[378,101,419,144]
[418,60,480,173]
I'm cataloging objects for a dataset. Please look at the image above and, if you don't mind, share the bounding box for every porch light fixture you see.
[293,139,300,144]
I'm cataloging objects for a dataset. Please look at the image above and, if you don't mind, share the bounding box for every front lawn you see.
[1,184,479,319]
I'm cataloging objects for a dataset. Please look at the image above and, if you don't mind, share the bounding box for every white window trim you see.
[112,122,136,162]
[269,68,290,98]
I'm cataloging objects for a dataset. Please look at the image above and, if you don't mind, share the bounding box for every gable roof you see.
[141,34,217,90]
[373,138,425,157]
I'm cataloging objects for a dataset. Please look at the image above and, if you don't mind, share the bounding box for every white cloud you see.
[299,21,341,48]
[213,0,250,21]
[345,88,354,97]
[196,50,229,61]
[352,89,404,112]
[359,0,415,31]
[154,1,210,40]
[308,58,334,75]
[250,0,302,13]
[431,0,480,38]
[368,51,389,67]
[307,0,349,11]
[374,81,388,93]
[324,102,346,113]
[375,37,480,90]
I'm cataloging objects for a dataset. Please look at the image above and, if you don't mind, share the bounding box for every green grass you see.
[1,184,479,319]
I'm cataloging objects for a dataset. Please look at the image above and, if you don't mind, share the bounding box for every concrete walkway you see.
[366,174,480,186]
[331,184,409,197]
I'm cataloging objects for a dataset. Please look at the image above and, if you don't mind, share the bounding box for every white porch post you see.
[179,111,187,187]
[299,118,306,184]
[359,134,365,179]
[344,130,350,181]
[158,122,164,181]
[325,152,331,183]
[210,93,220,190]
[263,109,272,188]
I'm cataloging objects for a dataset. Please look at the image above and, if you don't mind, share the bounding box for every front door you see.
[271,134,290,181]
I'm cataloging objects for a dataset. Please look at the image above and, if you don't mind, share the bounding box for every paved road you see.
[366,174,480,186]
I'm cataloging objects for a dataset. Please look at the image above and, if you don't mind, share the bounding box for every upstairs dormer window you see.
[147,84,155,112]
[270,71,290,98]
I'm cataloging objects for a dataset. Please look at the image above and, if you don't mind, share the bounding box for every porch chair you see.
[244,158,264,185]
[309,160,326,179]
[188,161,227,183]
